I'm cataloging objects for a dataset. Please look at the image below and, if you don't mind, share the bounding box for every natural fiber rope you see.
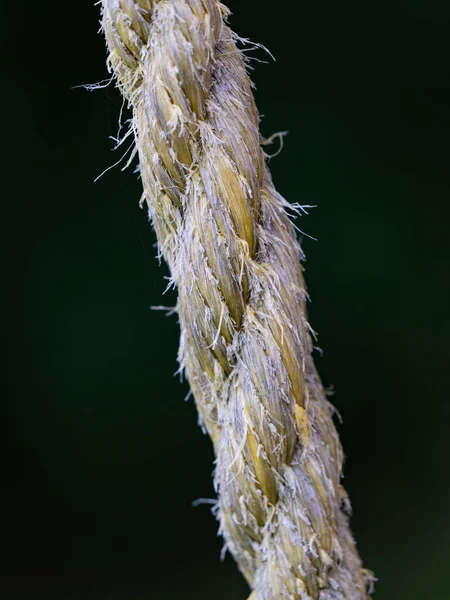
[100,1,371,597]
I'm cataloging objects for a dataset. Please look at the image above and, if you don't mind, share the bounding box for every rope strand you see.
[100,1,372,597]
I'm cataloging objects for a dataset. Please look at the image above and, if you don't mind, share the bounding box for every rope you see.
[100,1,371,597]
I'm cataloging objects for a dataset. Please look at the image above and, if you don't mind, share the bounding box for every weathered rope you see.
[100,1,371,597]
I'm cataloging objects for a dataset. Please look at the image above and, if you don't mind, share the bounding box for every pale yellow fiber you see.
[99,1,372,598]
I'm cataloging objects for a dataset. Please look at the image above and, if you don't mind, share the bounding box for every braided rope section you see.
[101,1,371,597]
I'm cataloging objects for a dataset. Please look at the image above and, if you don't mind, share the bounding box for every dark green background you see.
[3,1,449,598]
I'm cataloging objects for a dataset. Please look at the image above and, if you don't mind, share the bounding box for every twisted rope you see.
[100,1,371,597]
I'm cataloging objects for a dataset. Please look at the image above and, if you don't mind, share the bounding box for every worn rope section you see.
[100,1,371,598]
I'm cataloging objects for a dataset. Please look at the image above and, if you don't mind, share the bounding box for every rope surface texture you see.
[100,1,371,598]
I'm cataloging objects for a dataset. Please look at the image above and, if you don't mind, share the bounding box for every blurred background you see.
[2,1,450,598]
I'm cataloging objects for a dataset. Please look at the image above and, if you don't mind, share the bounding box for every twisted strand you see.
[100,1,371,597]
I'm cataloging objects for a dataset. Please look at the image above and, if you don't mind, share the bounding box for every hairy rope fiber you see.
[100,1,372,597]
